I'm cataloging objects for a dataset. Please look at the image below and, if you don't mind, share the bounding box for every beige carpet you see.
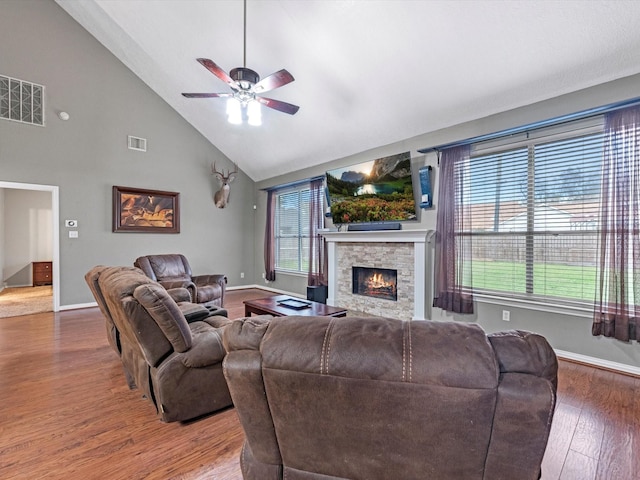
[0,286,53,318]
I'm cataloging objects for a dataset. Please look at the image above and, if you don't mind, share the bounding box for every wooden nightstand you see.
[33,261,53,286]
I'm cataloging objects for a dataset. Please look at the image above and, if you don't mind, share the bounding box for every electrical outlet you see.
[262,272,266,279]
[240,272,245,279]
[502,310,510,322]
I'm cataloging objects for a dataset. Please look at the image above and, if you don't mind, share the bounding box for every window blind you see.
[275,188,310,272]
[459,124,604,306]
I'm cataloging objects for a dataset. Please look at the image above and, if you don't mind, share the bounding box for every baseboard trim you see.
[60,302,97,311]
[226,284,303,297]
[555,349,640,377]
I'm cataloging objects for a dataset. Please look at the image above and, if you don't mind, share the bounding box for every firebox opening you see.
[352,266,398,301]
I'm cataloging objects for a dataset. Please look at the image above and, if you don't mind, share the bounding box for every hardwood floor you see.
[0,288,637,479]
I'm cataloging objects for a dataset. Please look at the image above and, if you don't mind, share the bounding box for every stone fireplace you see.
[352,266,398,301]
[322,230,432,320]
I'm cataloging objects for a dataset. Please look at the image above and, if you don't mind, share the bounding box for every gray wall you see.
[0,0,256,305]
[255,74,640,369]
[3,0,638,369]
[2,189,52,287]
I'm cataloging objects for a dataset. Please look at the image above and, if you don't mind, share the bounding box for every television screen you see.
[326,152,417,224]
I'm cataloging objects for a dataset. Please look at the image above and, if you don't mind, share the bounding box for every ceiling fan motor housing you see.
[230,67,260,89]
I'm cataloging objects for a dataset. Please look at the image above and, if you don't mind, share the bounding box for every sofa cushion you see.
[134,283,192,353]
[149,254,191,279]
[261,316,498,387]
[178,321,226,368]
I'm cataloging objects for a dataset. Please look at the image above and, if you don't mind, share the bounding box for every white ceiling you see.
[55,0,640,182]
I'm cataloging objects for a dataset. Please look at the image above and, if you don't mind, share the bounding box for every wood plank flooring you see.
[0,288,638,479]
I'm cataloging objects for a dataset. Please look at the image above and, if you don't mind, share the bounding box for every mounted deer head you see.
[212,162,238,209]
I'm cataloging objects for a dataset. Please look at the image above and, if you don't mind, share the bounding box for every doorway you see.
[0,181,60,315]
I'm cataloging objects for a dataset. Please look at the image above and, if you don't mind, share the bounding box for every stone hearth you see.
[322,230,432,320]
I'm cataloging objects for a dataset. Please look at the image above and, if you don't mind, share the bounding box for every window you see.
[459,119,604,307]
[275,186,310,273]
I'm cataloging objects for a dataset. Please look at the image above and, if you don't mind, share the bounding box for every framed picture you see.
[112,186,180,233]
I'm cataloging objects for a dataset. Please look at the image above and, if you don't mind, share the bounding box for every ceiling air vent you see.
[0,74,45,126]
[128,135,147,152]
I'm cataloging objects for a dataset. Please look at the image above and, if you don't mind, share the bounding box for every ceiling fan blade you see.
[197,58,239,90]
[182,92,232,98]
[252,69,295,93]
[256,96,300,115]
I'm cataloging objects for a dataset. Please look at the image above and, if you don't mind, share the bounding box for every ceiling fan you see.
[182,0,299,125]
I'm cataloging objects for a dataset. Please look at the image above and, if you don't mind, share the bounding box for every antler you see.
[211,162,238,179]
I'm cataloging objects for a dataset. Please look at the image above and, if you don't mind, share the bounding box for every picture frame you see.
[112,186,180,233]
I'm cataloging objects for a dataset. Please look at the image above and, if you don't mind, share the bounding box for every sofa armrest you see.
[202,315,233,329]
[222,316,282,466]
[224,350,282,465]
[192,274,227,287]
[178,322,226,368]
[488,330,558,389]
[159,280,196,302]
[484,373,556,480]
[166,287,191,303]
[222,316,272,352]
[192,274,227,305]
[486,331,557,480]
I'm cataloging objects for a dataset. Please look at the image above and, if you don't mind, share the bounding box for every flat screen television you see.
[326,151,417,224]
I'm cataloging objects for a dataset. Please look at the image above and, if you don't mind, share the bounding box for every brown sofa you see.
[134,254,226,307]
[223,315,558,480]
[88,265,233,422]
[85,266,227,387]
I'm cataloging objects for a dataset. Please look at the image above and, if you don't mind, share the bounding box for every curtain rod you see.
[417,96,640,154]
[261,175,325,192]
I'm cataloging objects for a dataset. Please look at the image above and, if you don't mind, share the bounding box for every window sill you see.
[474,293,593,318]
[275,269,307,278]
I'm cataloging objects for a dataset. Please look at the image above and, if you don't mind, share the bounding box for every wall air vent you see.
[0,74,45,126]
[128,135,147,152]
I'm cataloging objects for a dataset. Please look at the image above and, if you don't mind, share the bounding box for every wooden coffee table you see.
[244,295,347,318]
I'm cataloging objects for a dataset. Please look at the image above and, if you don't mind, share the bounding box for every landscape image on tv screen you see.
[326,152,417,224]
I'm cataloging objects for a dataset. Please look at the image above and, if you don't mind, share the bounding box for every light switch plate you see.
[69,230,79,238]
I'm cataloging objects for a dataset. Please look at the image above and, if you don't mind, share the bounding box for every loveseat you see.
[89,265,233,422]
[222,315,558,480]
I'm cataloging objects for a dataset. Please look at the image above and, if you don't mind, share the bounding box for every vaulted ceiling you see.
[56,0,640,181]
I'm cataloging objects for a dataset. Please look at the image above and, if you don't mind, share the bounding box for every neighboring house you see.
[497,204,597,232]
[470,201,600,232]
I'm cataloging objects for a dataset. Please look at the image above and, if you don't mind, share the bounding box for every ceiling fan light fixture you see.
[181,0,299,122]
[247,100,262,126]
[226,97,242,125]
[230,67,259,90]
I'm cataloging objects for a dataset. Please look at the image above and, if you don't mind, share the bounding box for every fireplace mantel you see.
[321,229,432,244]
[322,229,434,320]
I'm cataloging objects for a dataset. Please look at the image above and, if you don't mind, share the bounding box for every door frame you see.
[0,181,60,312]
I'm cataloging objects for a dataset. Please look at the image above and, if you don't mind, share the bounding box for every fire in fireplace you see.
[352,266,398,301]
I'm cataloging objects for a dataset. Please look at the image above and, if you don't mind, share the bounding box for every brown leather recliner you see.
[85,266,226,390]
[93,266,233,422]
[223,316,558,480]
[134,254,226,307]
